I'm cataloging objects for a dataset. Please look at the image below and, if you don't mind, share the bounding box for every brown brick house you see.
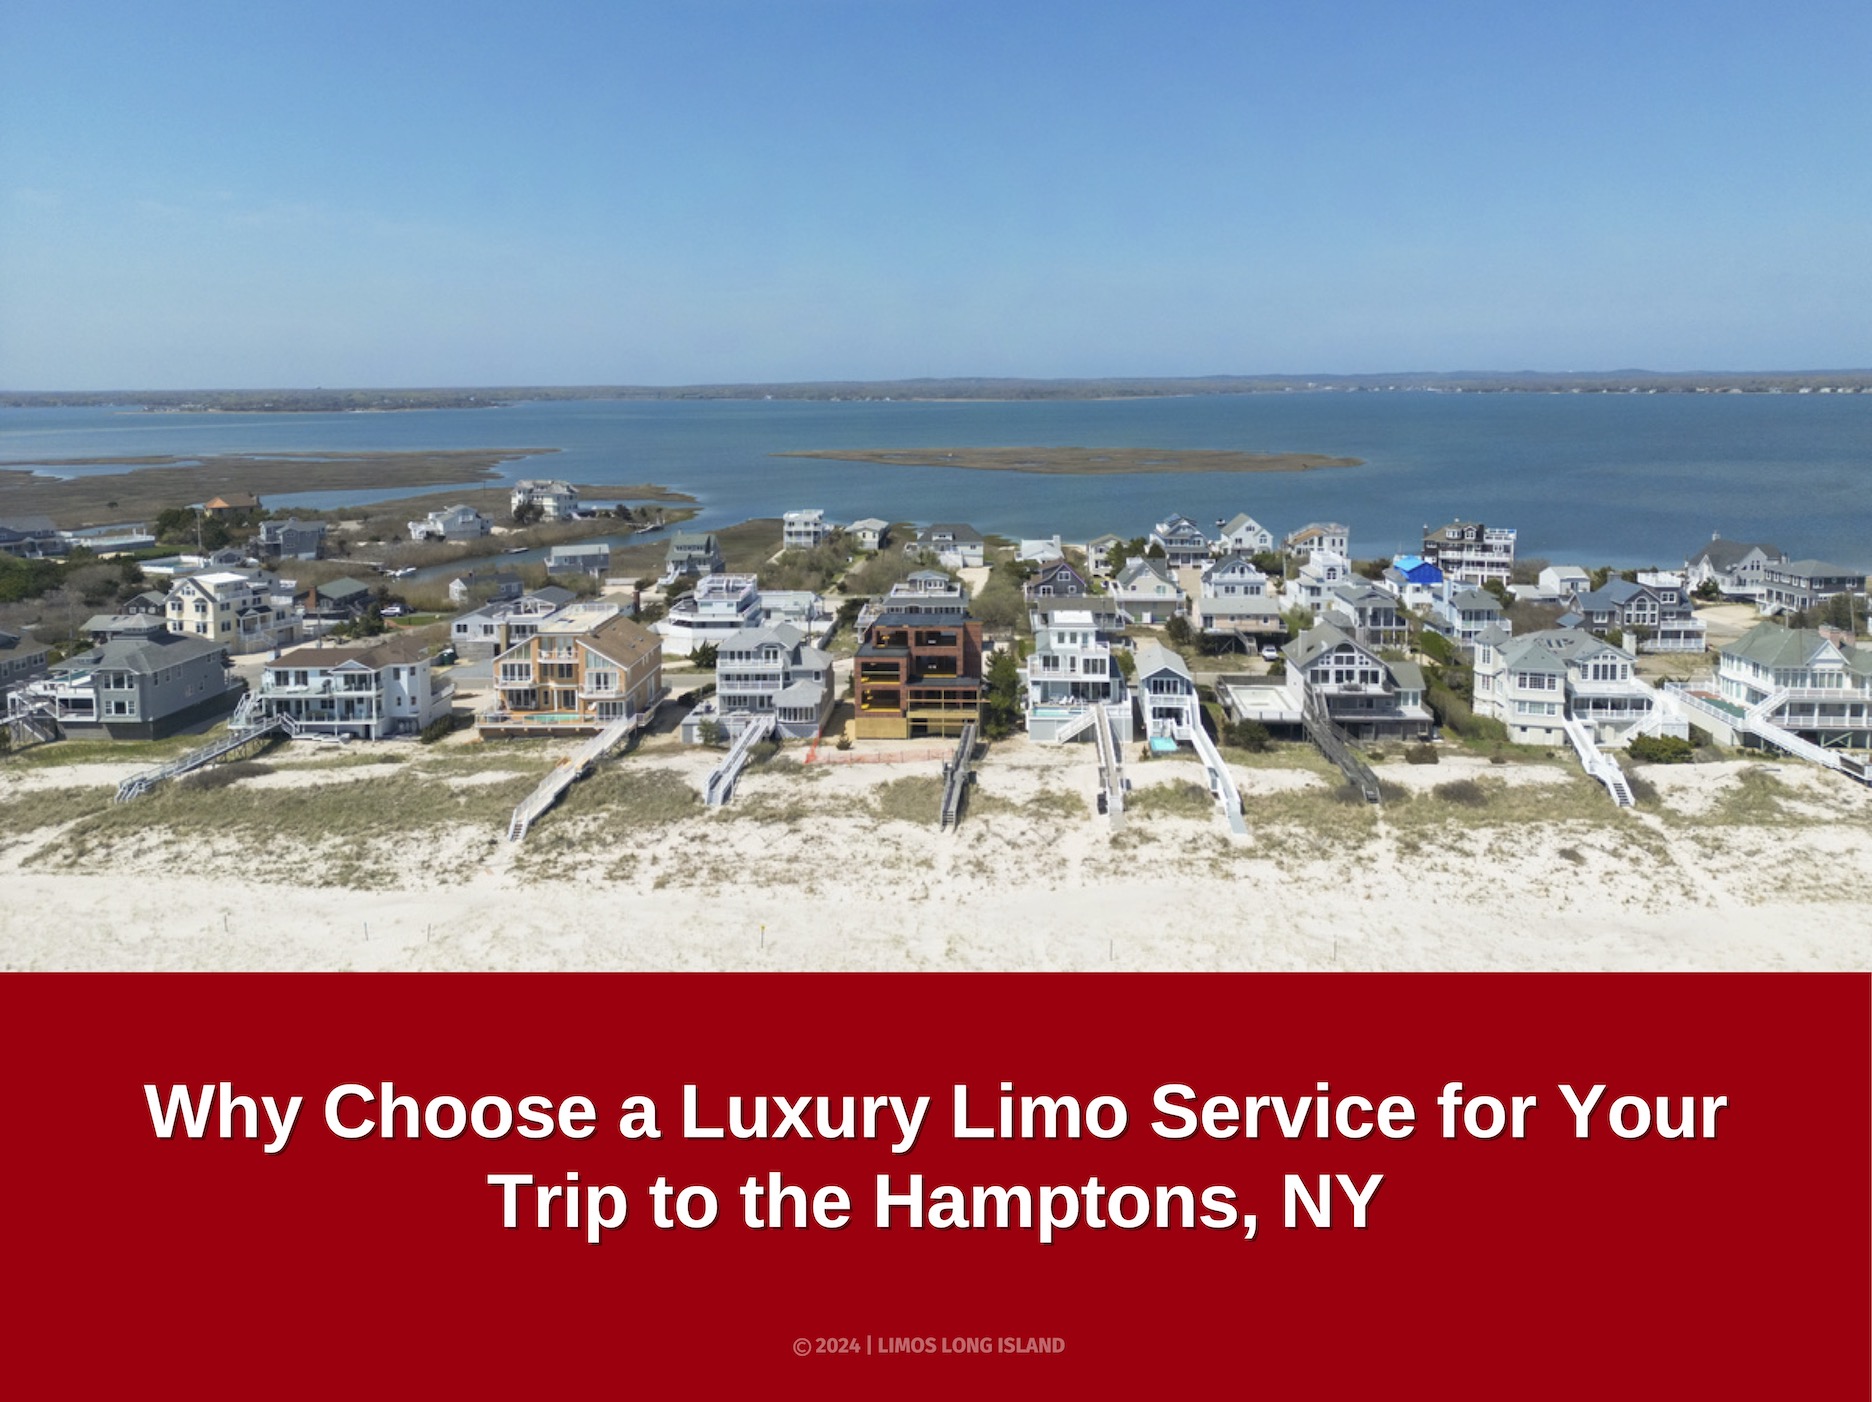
[854,610,984,740]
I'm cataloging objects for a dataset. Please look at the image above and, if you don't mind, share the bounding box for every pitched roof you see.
[53,630,227,676]
[1688,538,1780,570]
[1132,640,1191,682]
[581,616,661,669]
[1283,622,1367,670]
[272,633,431,670]
[1723,621,1869,673]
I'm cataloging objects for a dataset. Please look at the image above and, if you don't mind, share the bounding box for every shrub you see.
[1489,750,1507,765]
[1404,743,1439,765]
[181,761,274,792]
[419,714,464,744]
[1432,779,1488,807]
[697,719,725,748]
[1222,719,1272,752]
[1628,734,1695,765]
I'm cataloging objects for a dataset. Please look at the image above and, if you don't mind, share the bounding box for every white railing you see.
[1177,722,1249,834]
[507,703,658,842]
[703,711,776,809]
[1562,716,1634,807]
[1093,702,1126,830]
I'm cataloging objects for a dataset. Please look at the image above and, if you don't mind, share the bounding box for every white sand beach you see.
[2,734,1867,971]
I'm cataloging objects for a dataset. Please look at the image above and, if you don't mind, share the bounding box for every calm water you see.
[2,393,1868,568]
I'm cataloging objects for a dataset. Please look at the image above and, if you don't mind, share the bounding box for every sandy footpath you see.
[2,737,1868,972]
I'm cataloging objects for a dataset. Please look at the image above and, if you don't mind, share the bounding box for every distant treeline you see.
[5,370,1872,411]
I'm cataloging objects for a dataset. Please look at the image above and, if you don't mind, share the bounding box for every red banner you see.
[5,974,1866,1395]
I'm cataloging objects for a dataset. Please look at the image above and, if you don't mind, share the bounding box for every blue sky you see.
[2,0,1867,388]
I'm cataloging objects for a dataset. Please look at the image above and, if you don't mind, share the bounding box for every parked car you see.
[380,604,408,618]
[1260,645,1279,661]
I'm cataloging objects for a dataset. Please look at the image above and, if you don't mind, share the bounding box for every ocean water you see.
[2,393,1867,568]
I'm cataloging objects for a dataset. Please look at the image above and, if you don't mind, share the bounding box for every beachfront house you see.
[782,509,833,550]
[848,519,891,552]
[1023,558,1092,600]
[1018,536,1065,567]
[665,531,724,579]
[853,611,984,740]
[1109,559,1185,625]
[510,480,578,521]
[407,504,492,543]
[1021,604,1132,744]
[1715,623,1872,752]
[1283,623,1432,741]
[547,542,612,579]
[0,627,51,696]
[481,604,663,736]
[1284,522,1349,561]
[1149,514,1210,568]
[1759,560,1866,617]
[256,519,328,561]
[1472,626,1658,746]
[252,634,453,740]
[1133,641,1200,738]
[682,622,834,743]
[165,570,299,651]
[9,618,241,739]
[1426,584,1509,650]
[1683,536,1787,601]
[907,524,985,570]
[1214,513,1274,556]
[450,589,575,659]
[1422,520,1517,587]
[657,573,763,656]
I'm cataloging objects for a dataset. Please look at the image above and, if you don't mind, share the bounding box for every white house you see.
[1472,626,1657,746]
[1684,536,1787,601]
[1197,556,1280,642]
[1537,565,1590,600]
[1284,522,1349,560]
[782,509,833,550]
[1017,535,1065,566]
[1715,623,1872,751]
[510,480,579,521]
[1022,605,1131,744]
[253,634,453,740]
[408,504,492,542]
[1214,513,1273,556]
[848,518,891,552]
[1085,534,1122,576]
[657,574,763,656]
[1285,551,1354,614]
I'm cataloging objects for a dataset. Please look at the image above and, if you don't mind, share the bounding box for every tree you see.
[982,649,1021,740]
[1250,550,1286,579]
[692,643,719,670]
[697,719,725,748]
[511,501,544,527]
[1164,614,1194,647]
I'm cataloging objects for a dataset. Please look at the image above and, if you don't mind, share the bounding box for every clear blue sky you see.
[2,0,1867,388]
